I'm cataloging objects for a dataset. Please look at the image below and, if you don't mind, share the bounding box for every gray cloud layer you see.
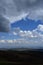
[0,0,43,32]
[0,0,43,22]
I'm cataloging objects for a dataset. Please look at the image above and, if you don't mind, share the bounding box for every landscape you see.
[0,48,43,65]
[0,0,43,65]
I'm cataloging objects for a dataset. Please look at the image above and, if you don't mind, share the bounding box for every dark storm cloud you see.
[0,0,43,23]
[12,0,43,12]
[0,15,10,32]
[0,0,43,15]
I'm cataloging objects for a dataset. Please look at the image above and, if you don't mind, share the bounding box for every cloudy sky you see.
[0,0,43,48]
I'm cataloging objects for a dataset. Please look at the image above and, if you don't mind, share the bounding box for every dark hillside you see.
[0,49,43,64]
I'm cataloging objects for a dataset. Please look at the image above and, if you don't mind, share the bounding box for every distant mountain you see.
[11,18,43,31]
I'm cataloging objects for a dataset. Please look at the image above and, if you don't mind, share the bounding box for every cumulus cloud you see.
[0,0,43,22]
[13,27,38,38]
[9,25,43,48]
[13,24,43,39]
[0,15,10,32]
[37,24,43,32]
[0,24,43,48]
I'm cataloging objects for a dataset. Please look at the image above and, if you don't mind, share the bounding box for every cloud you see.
[0,15,10,32]
[13,24,43,39]
[0,38,43,49]
[19,30,34,38]
[0,24,43,48]
[37,24,43,32]
[28,9,43,20]
[11,25,43,48]
[13,28,38,38]
[0,0,43,22]
[0,40,5,43]
[1,0,43,48]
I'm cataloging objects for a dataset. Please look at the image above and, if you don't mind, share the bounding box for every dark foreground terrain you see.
[0,49,43,65]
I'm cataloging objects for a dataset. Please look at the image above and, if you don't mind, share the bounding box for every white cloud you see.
[0,24,43,48]
[6,40,13,43]
[13,32,17,35]
[0,25,43,49]
[0,37,42,48]
[37,24,43,32]
[6,12,28,22]
[19,30,34,38]
[0,40,5,43]
[13,28,38,38]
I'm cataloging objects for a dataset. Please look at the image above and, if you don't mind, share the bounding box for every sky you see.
[0,0,43,48]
